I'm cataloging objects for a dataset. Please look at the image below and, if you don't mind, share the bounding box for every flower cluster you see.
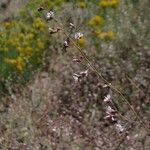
[74,32,83,40]
[103,94,125,133]
[73,69,89,82]
[88,15,104,26]
[94,30,115,40]
[98,0,119,8]
[86,0,118,43]
[46,11,54,20]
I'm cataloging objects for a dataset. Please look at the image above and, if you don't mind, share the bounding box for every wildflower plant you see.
[37,2,150,149]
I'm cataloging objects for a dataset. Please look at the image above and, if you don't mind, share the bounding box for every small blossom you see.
[126,135,131,142]
[106,106,116,115]
[80,69,88,77]
[88,15,104,26]
[64,41,69,47]
[98,0,119,8]
[75,32,83,40]
[99,31,115,40]
[115,123,124,133]
[49,27,61,34]
[103,83,111,88]
[69,23,75,29]
[104,94,112,103]
[62,38,70,52]
[72,58,81,63]
[76,37,86,46]
[104,114,116,122]
[73,73,80,82]
[52,127,57,132]
[46,11,54,20]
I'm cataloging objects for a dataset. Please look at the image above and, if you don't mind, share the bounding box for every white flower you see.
[72,58,81,63]
[106,106,115,115]
[64,41,69,47]
[74,32,83,40]
[104,94,112,103]
[46,11,54,20]
[105,114,115,121]
[80,69,88,77]
[69,23,75,29]
[115,123,124,133]
[73,73,80,82]
[103,83,111,88]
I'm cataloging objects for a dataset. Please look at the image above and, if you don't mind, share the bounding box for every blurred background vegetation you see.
[0,0,150,149]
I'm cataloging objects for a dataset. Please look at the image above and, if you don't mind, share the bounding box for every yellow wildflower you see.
[77,2,86,8]
[94,29,102,37]
[76,37,86,47]
[99,31,115,40]
[98,0,119,8]
[88,16,104,26]
[111,0,119,8]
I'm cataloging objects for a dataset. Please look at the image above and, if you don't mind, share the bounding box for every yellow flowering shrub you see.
[0,0,70,87]
[0,0,67,87]
[0,17,46,77]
